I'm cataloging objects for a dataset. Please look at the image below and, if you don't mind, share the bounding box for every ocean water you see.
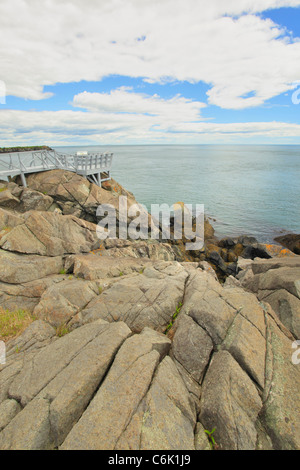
[52,145,300,243]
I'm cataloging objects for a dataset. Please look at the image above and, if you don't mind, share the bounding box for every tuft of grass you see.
[164,302,183,334]
[119,271,124,276]
[0,308,36,342]
[56,324,70,337]
[204,428,218,450]
[59,269,66,275]
[0,188,7,193]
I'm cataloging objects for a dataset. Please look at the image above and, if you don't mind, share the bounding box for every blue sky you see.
[1,1,300,146]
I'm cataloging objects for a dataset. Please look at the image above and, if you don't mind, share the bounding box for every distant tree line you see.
[0,146,52,153]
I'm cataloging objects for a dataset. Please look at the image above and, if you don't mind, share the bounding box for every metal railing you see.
[0,149,113,187]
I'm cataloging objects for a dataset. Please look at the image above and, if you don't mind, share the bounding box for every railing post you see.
[20,172,27,187]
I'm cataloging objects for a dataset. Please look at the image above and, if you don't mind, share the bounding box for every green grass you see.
[204,428,217,450]
[164,302,183,334]
[0,188,7,193]
[59,269,66,275]
[0,308,36,342]
[56,324,70,337]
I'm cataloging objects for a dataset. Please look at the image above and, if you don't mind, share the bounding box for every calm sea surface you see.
[54,145,300,243]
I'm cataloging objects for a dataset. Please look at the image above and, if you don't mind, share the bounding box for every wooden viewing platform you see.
[0,149,113,187]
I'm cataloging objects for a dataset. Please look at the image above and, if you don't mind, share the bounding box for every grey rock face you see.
[116,356,196,450]
[61,328,171,450]
[0,399,21,432]
[0,320,131,449]
[171,314,213,384]
[77,262,188,333]
[0,249,64,284]
[33,279,99,327]
[200,351,262,450]
[0,211,100,256]
[261,307,300,450]
[0,171,299,451]
[242,257,300,338]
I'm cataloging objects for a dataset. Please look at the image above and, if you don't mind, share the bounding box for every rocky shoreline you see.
[0,169,299,450]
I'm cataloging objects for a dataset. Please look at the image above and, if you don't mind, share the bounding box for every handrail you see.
[0,149,113,187]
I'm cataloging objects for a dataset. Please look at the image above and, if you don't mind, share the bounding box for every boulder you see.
[0,211,100,256]
[0,182,54,213]
[0,275,66,312]
[33,279,99,327]
[23,170,142,225]
[274,233,300,255]
[65,253,152,280]
[241,258,300,337]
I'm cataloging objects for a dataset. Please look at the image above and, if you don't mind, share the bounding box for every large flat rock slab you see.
[200,351,262,450]
[74,261,188,333]
[61,328,171,450]
[0,249,63,284]
[0,320,131,450]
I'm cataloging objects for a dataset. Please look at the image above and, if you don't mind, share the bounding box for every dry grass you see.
[0,307,36,342]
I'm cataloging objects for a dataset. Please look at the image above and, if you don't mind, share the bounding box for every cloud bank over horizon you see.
[1,0,300,145]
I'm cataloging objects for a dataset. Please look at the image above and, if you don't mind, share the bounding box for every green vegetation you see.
[0,308,36,342]
[59,269,66,275]
[0,146,52,153]
[164,301,183,334]
[204,428,217,450]
[56,324,70,337]
[119,271,124,276]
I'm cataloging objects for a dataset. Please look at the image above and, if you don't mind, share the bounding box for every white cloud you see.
[0,0,300,108]
[1,106,300,146]
[72,88,206,121]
